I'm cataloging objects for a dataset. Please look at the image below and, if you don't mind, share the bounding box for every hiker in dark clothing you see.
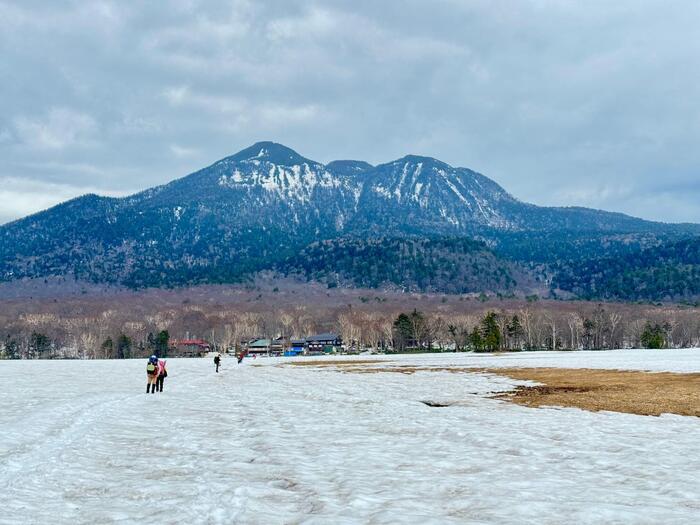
[214,353,221,373]
[146,355,159,393]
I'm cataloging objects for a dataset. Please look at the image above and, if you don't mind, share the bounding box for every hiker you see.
[156,359,168,392]
[214,352,221,373]
[146,355,159,393]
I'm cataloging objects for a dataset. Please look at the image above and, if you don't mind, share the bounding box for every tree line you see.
[2,329,170,360]
[2,296,697,359]
[388,309,676,352]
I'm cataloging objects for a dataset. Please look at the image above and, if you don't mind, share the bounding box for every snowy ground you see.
[1,349,700,524]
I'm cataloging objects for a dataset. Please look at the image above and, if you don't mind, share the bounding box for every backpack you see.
[147,363,157,374]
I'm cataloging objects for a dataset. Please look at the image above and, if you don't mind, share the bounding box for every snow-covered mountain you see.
[138,142,363,234]
[1,141,698,291]
[353,155,520,234]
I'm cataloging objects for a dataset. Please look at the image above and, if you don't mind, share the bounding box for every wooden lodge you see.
[170,338,211,357]
[286,339,306,357]
[235,334,344,358]
[269,336,289,357]
[246,338,272,356]
[305,333,343,355]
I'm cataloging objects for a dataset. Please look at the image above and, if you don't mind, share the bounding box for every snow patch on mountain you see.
[439,171,472,209]
[373,185,393,199]
[218,160,348,203]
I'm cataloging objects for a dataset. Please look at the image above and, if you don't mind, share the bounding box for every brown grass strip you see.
[485,367,700,417]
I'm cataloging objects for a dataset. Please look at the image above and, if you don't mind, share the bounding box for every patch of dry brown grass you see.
[484,367,700,417]
[285,360,700,417]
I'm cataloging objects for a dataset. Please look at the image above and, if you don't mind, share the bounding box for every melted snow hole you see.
[421,400,455,407]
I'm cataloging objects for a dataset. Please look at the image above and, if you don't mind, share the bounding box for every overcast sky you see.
[2,0,700,225]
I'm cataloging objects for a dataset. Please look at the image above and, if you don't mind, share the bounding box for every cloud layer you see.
[2,0,700,224]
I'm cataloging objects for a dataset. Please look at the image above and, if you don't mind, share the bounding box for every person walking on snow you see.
[146,355,159,393]
[214,352,221,373]
[156,359,168,392]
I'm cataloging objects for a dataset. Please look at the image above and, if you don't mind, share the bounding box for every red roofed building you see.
[170,338,211,357]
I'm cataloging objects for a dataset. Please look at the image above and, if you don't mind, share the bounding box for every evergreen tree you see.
[393,313,413,351]
[641,323,666,349]
[116,334,132,359]
[507,315,523,350]
[101,337,114,358]
[392,310,428,351]
[29,332,50,359]
[155,330,170,358]
[469,327,484,351]
[480,312,502,352]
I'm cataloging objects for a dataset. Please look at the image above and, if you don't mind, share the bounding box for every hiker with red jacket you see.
[156,359,168,392]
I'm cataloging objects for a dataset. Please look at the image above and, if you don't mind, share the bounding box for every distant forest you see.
[2,284,698,359]
[279,237,518,294]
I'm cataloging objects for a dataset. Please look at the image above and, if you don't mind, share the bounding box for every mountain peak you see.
[390,154,451,170]
[228,141,313,165]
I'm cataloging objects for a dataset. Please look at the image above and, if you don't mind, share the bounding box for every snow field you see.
[1,349,700,524]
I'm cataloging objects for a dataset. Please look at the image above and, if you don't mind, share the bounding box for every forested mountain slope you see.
[552,236,700,301]
[2,141,699,299]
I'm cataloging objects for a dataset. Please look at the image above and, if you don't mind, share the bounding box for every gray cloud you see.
[1,0,700,224]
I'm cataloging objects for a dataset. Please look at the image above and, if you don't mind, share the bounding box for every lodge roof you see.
[306,333,340,342]
[248,339,271,348]
[172,339,210,346]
